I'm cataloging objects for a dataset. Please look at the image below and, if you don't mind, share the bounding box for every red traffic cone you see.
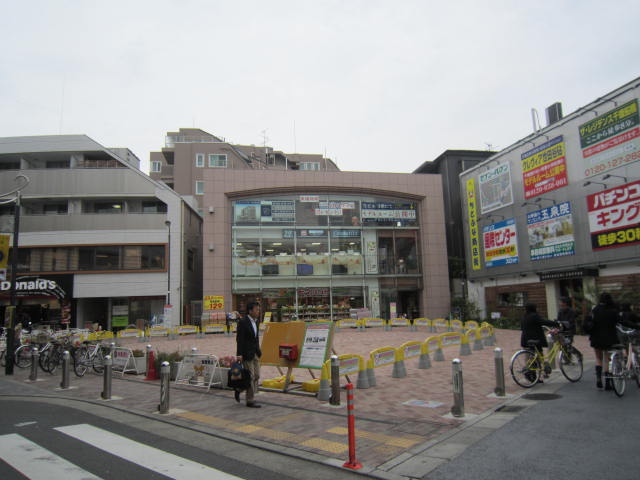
[145,349,159,380]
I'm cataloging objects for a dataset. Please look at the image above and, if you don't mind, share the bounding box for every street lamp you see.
[1,174,30,376]
[165,220,171,306]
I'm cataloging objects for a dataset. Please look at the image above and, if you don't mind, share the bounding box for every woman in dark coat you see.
[520,302,558,349]
[589,292,619,390]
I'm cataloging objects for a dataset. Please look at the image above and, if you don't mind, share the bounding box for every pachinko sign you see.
[527,202,575,260]
[587,180,640,250]
[478,163,513,214]
[521,135,568,198]
[580,99,640,178]
[483,218,519,267]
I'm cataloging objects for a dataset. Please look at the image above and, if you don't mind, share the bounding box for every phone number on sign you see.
[584,149,640,177]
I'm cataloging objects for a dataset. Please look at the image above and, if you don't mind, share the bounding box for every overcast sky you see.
[2,1,639,174]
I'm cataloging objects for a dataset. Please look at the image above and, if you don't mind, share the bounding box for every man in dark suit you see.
[236,301,262,407]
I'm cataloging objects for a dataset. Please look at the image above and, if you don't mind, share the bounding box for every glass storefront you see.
[231,193,423,320]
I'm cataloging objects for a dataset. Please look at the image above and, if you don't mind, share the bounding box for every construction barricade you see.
[363,317,385,328]
[117,328,143,340]
[432,318,449,333]
[318,354,368,400]
[464,320,480,331]
[390,317,409,328]
[424,335,443,362]
[450,319,464,332]
[438,331,468,356]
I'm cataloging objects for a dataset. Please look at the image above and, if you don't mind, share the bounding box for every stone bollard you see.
[366,358,377,387]
[29,347,39,381]
[494,348,506,397]
[159,361,170,414]
[330,355,340,405]
[60,350,70,389]
[110,342,116,356]
[102,355,112,400]
[318,363,331,402]
[451,358,465,418]
[418,351,431,369]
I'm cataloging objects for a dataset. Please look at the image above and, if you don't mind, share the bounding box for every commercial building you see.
[414,150,494,297]
[460,77,640,320]
[150,129,450,321]
[0,135,202,330]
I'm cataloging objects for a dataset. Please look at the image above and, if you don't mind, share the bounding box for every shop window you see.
[497,292,527,307]
[95,246,120,269]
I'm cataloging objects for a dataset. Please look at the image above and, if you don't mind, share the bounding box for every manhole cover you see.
[522,393,561,401]
[495,405,526,413]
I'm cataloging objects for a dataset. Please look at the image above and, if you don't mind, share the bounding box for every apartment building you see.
[0,135,202,330]
[149,128,339,214]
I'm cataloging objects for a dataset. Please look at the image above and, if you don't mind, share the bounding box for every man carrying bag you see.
[235,301,262,407]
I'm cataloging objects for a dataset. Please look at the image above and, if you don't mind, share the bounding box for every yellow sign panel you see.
[466,179,481,270]
[0,234,9,269]
[204,295,224,311]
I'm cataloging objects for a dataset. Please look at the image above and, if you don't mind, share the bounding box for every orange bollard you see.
[145,346,159,381]
[342,383,362,470]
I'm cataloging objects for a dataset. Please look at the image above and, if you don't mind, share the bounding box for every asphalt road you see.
[0,397,364,480]
[426,371,640,480]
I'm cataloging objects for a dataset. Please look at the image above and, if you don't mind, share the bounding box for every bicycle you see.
[73,341,107,377]
[39,335,72,374]
[608,325,640,397]
[510,327,583,388]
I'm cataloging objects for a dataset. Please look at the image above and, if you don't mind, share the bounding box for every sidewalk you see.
[0,327,592,479]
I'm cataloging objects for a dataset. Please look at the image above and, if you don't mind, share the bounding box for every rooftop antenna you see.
[261,129,269,169]
[59,75,66,134]
[484,142,493,151]
[293,120,297,153]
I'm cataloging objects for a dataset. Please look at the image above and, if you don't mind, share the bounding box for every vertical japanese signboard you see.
[587,180,640,250]
[527,202,575,260]
[521,136,568,198]
[466,179,481,270]
[483,218,519,267]
[479,163,513,214]
[579,99,640,178]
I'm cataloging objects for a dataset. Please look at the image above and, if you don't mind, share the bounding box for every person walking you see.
[236,301,262,408]
[588,292,619,390]
[520,303,558,383]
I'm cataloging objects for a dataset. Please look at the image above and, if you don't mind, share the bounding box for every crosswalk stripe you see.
[0,433,103,480]
[55,424,243,480]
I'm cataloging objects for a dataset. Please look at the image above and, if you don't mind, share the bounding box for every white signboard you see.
[479,163,514,214]
[298,322,331,369]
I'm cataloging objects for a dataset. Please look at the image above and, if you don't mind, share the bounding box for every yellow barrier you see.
[202,324,226,334]
[450,319,464,331]
[432,318,449,332]
[465,320,480,331]
[117,328,142,338]
[175,325,199,335]
[390,317,409,327]
[414,317,431,327]
[147,326,170,337]
[337,318,359,329]
[364,317,385,328]
[400,341,422,361]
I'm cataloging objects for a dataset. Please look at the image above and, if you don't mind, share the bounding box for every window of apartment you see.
[94,201,124,214]
[195,181,205,195]
[151,161,162,172]
[46,160,70,169]
[95,246,121,269]
[43,202,68,215]
[208,154,227,168]
[300,162,320,171]
[141,201,167,213]
[195,153,205,168]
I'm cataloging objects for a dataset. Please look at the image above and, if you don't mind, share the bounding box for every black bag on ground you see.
[228,360,251,391]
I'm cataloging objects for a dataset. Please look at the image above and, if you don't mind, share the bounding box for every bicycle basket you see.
[617,325,640,345]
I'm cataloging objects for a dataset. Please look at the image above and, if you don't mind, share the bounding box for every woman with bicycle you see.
[521,302,560,383]
[587,292,619,391]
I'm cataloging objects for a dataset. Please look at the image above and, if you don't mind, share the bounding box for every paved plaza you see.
[1,326,592,478]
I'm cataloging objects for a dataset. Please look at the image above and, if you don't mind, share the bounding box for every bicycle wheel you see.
[73,347,89,377]
[92,348,105,374]
[559,345,583,382]
[510,350,540,388]
[47,347,62,374]
[15,345,33,368]
[610,352,626,397]
[39,346,52,373]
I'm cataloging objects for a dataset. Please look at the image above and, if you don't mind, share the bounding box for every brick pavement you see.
[0,326,592,473]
